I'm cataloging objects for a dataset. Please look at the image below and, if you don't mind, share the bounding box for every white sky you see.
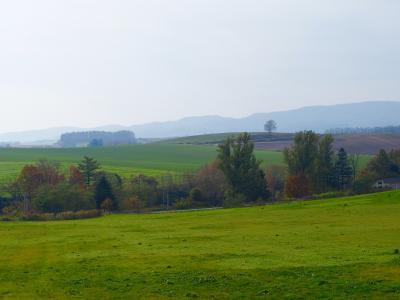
[0,0,399,132]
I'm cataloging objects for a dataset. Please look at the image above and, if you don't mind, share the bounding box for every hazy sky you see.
[0,0,399,132]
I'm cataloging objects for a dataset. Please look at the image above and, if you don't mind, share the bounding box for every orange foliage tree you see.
[284,174,311,199]
[69,166,85,188]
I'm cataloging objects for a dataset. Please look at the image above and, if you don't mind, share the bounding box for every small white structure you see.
[374,178,400,190]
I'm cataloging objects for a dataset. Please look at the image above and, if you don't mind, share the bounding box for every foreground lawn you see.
[0,191,399,299]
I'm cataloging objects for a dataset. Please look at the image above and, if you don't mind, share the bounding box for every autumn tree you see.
[36,159,64,186]
[69,166,85,187]
[265,165,286,201]
[195,161,225,206]
[17,165,43,212]
[284,174,311,199]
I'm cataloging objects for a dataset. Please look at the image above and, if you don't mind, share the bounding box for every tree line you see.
[1,131,399,219]
[326,125,400,135]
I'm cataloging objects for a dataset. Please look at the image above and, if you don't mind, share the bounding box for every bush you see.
[189,188,202,203]
[284,174,311,199]
[32,184,94,213]
[223,190,246,208]
[173,199,193,210]
[2,203,24,217]
[120,196,144,213]
[0,196,11,211]
[352,175,375,195]
[195,161,225,206]
[101,198,114,212]
[21,210,102,221]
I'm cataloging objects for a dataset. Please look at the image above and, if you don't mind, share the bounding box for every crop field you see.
[0,191,399,299]
[0,144,284,182]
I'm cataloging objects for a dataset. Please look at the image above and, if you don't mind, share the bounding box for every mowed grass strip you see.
[0,191,399,299]
[0,144,285,181]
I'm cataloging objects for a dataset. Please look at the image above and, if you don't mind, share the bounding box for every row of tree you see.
[326,125,400,135]
[282,132,356,197]
[1,156,227,215]
[216,130,400,201]
[1,131,399,217]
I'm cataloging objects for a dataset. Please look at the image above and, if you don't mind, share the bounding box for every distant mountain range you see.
[1,101,399,144]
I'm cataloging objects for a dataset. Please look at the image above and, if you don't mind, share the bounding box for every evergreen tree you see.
[94,176,115,209]
[78,156,100,186]
[218,133,268,202]
[334,148,353,190]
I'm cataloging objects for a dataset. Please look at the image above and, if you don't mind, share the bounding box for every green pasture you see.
[0,144,285,182]
[0,191,399,298]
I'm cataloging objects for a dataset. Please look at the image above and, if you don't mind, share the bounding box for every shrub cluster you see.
[21,210,103,221]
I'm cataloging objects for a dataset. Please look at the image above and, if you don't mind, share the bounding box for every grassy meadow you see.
[0,191,399,299]
[0,144,285,182]
[0,144,371,184]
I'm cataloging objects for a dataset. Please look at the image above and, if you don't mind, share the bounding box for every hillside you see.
[1,191,399,298]
[162,132,400,155]
[0,101,399,142]
[132,101,400,138]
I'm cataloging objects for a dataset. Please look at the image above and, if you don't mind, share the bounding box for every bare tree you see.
[264,120,277,133]
[349,153,360,183]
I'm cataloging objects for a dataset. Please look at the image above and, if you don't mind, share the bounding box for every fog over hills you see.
[1,101,399,143]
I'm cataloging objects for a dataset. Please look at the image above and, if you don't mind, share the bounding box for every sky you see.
[0,0,399,133]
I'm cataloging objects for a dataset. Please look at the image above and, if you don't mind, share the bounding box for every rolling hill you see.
[0,101,399,143]
[161,132,400,155]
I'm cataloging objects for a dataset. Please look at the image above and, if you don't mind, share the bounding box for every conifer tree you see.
[94,176,115,209]
[78,156,100,186]
[334,148,353,190]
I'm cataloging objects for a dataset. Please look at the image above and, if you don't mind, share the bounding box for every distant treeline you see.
[326,125,400,135]
[59,131,137,147]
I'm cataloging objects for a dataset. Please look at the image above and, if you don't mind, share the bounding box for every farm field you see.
[0,191,399,299]
[0,144,285,182]
[160,132,400,155]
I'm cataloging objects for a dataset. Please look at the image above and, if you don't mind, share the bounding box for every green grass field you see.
[0,191,399,299]
[0,144,371,184]
[0,145,285,182]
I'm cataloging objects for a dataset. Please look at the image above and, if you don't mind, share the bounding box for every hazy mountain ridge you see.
[1,101,399,143]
